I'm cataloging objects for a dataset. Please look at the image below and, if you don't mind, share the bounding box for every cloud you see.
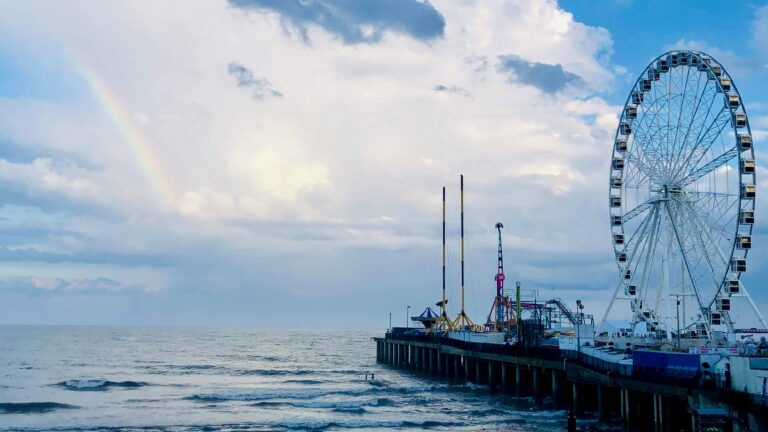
[432,84,470,98]
[0,0,655,326]
[664,39,764,76]
[227,62,282,100]
[0,276,143,294]
[496,54,582,94]
[227,0,445,45]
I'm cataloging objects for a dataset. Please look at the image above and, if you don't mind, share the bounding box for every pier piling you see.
[533,367,542,404]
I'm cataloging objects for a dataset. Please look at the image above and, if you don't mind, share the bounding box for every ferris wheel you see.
[603,50,766,340]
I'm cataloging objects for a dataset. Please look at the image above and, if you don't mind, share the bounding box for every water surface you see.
[0,326,614,431]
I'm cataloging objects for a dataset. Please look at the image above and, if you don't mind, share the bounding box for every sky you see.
[0,0,766,328]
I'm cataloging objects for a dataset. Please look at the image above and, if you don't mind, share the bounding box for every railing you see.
[384,332,561,361]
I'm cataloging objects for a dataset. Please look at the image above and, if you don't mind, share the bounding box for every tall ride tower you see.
[453,175,474,330]
[486,222,515,331]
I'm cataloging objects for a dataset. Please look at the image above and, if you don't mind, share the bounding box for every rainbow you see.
[76,63,177,202]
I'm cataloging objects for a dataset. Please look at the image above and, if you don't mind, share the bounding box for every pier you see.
[375,333,768,431]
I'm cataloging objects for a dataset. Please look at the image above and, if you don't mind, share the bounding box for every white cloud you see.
[0,0,626,324]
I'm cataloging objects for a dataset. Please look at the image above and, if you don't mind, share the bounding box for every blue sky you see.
[0,0,766,328]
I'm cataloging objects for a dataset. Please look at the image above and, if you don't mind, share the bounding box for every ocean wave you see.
[234,368,314,376]
[55,380,149,391]
[465,407,514,417]
[0,402,78,414]
[331,406,367,415]
[282,379,327,385]
[184,388,340,402]
[248,396,396,410]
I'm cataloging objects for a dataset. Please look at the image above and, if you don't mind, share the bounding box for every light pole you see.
[675,295,682,350]
[389,312,392,331]
[406,305,411,329]
[576,299,583,360]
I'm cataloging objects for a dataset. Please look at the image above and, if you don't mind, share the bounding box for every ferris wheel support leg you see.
[682,201,761,330]
[740,283,768,329]
[664,201,712,340]
[601,280,625,326]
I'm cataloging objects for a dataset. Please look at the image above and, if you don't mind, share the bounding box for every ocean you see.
[0,326,616,431]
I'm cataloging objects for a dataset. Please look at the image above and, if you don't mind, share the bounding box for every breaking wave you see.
[0,402,78,414]
[55,380,150,391]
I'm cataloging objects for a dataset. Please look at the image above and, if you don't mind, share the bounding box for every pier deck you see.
[375,334,768,432]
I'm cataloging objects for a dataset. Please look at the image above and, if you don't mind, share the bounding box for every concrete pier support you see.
[436,351,442,375]
[443,352,449,377]
[619,388,625,422]
[406,346,412,368]
[515,365,522,396]
[572,382,579,415]
[488,362,495,391]
[533,367,542,404]
[652,393,663,432]
[428,349,434,375]
[620,389,629,424]
[501,363,508,392]
[463,357,470,382]
[454,355,461,380]
[597,385,608,422]
[475,359,482,385]
[551,372,560,406]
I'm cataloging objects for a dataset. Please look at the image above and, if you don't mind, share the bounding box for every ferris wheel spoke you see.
[624,154,661,185]
[678,147,739,187]
[620,203,657,256]
[667,65,694,174]
[671,105,730,181]
[637,210,662,306]
[669,73,714,176]
[622,198,655,223]
[664,201,710,323]
[675,199,729,287]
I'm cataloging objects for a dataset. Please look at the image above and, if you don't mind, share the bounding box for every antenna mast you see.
[432,186,453,332]
[443,186,446,315]
[453,174,474,330]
